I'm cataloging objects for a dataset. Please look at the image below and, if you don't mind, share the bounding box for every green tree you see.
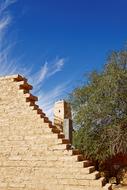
[70,48,127,163]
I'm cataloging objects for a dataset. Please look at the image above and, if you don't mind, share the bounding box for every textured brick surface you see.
[0,74,112,190]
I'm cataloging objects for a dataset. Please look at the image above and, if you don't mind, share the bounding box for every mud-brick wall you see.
[0,75,111,190]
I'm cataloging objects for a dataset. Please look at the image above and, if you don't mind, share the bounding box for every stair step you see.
[42,117,52,124]
[57,154,83,162]
[51,128,61,134]
[81,171,100,180]
[60,165,95,173]
[37,109,42,114]
[48,144,71,151]
[82,160,93,167]
[44,116,48,121]
[58,133,65,139]
[88,166,96,173]
[48,120,52,125]
[33,105,39,110]
[72,149,80,155]
[25,93,38,102]
[22,89,29,94]
[57,154,83,161]
[61,139,70,144]
[77,154,84,161]
[55,170,100,180]
[103,183,112,190]
[32,108,42,114]
[51,124,56,128]
[19,82,33,90]
[72,160,93,168]
[89,177,106,187]
[28,102,35,106]
[61,176,104,187]
[40,113,46,117]
[13,74,27,82]
[63,149,79,156]
[48,124,54,128]
[56,165,95,174]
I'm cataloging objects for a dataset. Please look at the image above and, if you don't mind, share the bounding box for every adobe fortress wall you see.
[0,75,112,190]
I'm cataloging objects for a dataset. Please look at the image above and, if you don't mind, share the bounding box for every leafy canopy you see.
[70,49,127,162]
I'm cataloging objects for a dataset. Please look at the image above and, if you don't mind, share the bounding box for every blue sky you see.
[0,0,127,118]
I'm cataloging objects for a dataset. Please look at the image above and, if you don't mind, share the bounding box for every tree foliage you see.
[70,49,127,162]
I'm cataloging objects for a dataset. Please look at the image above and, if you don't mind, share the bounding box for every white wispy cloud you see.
[36,58,65,82]
[30,58,65,92]
[0,0,16,34]
[0,0,20,75]
[48,58,65,77]
[0,16,10,32]
[0,0,16,11]
[0,0,69,120]
[39,62,48,82]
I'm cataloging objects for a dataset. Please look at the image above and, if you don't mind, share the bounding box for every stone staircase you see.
[0,74,112,190]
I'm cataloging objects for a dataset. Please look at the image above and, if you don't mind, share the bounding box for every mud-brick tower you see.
[54,100,73,143]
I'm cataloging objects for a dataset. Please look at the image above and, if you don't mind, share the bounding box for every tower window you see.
[59,110,61,113]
